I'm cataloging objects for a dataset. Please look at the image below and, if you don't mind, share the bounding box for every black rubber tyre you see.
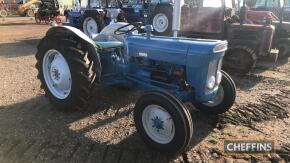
[35,36,98,111]
[223,47,257,74]
[194,71,236,115]
[134,90,193,155]
[151,7,172,36]
[81,11,105,36]
[34,13,41,23]
[277,41,290,59]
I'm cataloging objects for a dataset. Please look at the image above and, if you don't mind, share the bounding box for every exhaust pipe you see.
[172,0,183,37]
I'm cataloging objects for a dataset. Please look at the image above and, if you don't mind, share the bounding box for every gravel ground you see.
[0,17,289,163]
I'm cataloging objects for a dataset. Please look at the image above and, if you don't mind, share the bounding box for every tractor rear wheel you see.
[194,71,236,115]
[277,42,290,59]
[151,7,172,36]
[223,47,256,74]
[35,36,98,111]
[0,9,7,18]
[134,90,193,154]
[81,12,105,37]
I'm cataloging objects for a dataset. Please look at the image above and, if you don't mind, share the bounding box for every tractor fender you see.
[46,26,96,47]
[44,26,102,82]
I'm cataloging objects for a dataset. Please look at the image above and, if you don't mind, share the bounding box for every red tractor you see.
[179,0,278,73]
[244,0,290,59]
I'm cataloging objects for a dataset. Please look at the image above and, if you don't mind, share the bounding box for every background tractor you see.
[178,0,278,74]
[66,0,125,36]
[17,0,40,16]
[120,0,174,35]
[244,0,290,59]
[35,0,236,154]
[0,0,40,17]
[34,0,61,24]
[120,0,146,23]
[117,0,278,73]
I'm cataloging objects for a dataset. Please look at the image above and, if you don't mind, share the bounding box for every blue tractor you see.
[35,2,236,154]
[121,0,146,23]
[66,0,126,36]
[121,0,174,35]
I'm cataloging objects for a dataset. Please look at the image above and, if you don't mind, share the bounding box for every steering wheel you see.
[114,22,143,35]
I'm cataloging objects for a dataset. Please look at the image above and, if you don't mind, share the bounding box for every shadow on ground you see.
[0,86,216,162]
[0,38,40,58]
[0,23,42,26]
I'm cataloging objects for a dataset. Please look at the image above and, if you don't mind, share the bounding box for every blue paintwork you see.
[95,33,226,102]
[67,11,82,29]
[49,26,226,103]
[122,2,146,22]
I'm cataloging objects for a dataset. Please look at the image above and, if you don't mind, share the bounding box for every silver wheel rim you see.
[203,86,224,107]
[142,105,175,144]
[153,13,169,33]
[42,49,72,99]
[83,17,98,36]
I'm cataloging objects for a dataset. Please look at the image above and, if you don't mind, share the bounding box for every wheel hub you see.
[49,56,71,88]
[152,116,164,130]
[43,49,72,99]
[153,13,168,33]
[203,85,224,107]
[142,105,175,144]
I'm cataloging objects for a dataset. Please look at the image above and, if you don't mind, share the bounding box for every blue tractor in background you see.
[121,0,174,35]
[66,0,126,36]
[121,0,146,23]
[35,2,236,153]
[67,0,174,36]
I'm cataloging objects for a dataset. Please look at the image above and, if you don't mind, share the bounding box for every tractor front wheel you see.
[223,47,256,74]
[35,36,98,111]
[194,71,236,115]
[134,90,193,155]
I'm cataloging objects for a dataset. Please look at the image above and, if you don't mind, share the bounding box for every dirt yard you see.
[0,17,289,163]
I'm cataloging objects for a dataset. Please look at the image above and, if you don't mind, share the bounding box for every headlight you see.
[206,76,216,89]
[213,43,227,53]
[216,71,222,84]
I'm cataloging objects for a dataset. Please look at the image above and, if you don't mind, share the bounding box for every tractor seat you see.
[93,33,124,49]
[97,41,124,49]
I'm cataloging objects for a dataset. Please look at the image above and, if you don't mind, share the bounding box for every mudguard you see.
[46,26,97,48]
[44,26,102,82]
